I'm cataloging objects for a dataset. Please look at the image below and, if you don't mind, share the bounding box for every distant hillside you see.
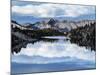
[69,22,96,51]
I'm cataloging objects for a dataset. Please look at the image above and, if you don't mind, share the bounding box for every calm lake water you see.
[11,36,96,74]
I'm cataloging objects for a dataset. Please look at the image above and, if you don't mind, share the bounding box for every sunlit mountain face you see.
[11,1,96,74]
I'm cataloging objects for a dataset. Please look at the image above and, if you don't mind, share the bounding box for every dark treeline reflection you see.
[11,37,59,54]
[12,37,95,54]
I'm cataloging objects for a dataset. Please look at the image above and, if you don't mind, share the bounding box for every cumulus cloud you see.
[12,3,95,17]
[12,39,95,64]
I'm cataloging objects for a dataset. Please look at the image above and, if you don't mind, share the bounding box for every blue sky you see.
[12,1,96,24]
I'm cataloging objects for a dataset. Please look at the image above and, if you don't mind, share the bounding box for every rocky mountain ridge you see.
[11,19,95,32]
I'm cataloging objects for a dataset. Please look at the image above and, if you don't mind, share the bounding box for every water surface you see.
[11,36,96,74]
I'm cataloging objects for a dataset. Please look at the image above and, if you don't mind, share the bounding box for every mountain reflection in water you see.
[11,36,96,74]
[12,36,95,54]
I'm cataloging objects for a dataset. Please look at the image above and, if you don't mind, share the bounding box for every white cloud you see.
[12,5,35,14]
[12,39,95,64]
[12,3,95,17]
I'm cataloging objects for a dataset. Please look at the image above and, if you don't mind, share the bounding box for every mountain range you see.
[11,18,95,32]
